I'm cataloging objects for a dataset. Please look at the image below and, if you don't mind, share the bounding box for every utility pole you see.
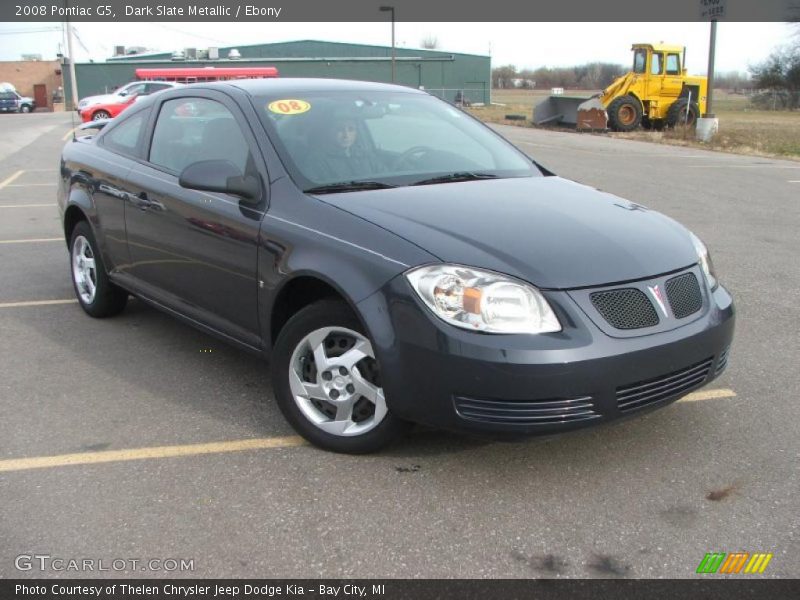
[705,19,717,117]
[379,6,396,83]
[696,0,724,141]
[66,19,79,110]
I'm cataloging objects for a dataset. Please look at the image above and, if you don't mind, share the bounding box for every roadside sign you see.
[699,0,725,20]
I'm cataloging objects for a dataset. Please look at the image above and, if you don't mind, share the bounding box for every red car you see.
[79,94,139,122]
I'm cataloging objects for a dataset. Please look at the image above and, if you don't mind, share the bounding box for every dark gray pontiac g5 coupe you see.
[57,79,734,453]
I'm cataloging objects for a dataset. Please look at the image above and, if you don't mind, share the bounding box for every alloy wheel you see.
[72,235,97,304]
[288,326,387,437]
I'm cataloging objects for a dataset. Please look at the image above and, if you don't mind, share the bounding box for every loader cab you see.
[632,44,687,115]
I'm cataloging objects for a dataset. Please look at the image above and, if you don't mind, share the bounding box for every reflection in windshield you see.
[256,91,539,190]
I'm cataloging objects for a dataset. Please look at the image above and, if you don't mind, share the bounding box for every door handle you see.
[129,192,153,211]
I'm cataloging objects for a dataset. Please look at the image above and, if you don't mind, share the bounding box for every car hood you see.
[80,93,117,106]
[315,176,699,289]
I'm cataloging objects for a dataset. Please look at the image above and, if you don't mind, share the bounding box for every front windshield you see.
[255,91,540,190]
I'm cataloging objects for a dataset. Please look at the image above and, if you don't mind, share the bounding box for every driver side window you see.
[149,98,251,175]
[666,54,681,75]
[651,53,663,75]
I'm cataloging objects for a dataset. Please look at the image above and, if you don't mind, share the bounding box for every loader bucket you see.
[575,98,608,131]
[533,96,592,127]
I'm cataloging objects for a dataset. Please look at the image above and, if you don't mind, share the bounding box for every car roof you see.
[206,78,428,96]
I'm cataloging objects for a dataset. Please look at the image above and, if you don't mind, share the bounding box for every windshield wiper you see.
[304,181,397,194]
[410,172,499,186]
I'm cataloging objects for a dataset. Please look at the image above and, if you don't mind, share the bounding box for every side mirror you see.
[118,90,128,97]
[179,160,262,204]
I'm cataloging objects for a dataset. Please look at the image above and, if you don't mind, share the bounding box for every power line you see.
[0,28,63,35]
[146,22,230,45]
[71,26,91,55]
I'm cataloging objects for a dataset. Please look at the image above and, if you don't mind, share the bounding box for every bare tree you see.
[420,35,439,50]
[749,41,800,109]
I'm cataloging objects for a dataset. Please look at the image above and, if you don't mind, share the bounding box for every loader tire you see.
[607,95,642,132]
[667,99,700,128]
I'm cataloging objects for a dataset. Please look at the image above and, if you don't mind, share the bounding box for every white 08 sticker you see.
[268,99,311,115]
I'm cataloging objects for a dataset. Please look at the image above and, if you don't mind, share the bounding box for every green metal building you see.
[66,40,490,108]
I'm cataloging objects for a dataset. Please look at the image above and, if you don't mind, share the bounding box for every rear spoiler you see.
[78,119,110,133]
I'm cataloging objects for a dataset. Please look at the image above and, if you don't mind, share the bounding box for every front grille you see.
[617,357,713,413]
[666,273,703,319]
[715,346,730,375]
[590,288,659,330]
[454,396,598,425]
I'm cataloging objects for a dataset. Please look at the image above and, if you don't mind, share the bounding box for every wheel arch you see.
[625,92,643,111]
[62,183,95,247]
[267,272,371,351]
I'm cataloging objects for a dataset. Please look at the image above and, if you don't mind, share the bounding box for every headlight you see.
[689,232,717,289]
[405,264,561,334]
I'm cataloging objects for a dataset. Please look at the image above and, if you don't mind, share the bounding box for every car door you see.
[122,91,268,348]
[662,53,685,101]
[90,106,153,270]
[646,52,664,100]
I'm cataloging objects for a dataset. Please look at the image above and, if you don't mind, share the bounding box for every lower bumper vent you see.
[715,347,730,375]
[617,357,713,413]
[454,396,598,425]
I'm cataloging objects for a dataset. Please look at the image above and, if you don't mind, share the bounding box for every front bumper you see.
[357,271,735,437]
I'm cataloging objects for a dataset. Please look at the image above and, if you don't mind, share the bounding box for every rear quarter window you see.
[100,110,149,158]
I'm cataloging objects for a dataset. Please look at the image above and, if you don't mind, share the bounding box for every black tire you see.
[92,110,111,121]
[607,95,643,132]
[69,221,128,318]
[272,299,410,454]
[666,99,700,128]
[20,104,32,113]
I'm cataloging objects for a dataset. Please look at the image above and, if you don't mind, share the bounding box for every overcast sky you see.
[0,22,795,74]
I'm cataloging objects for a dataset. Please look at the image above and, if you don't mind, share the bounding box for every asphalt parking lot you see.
[0,112,798,579]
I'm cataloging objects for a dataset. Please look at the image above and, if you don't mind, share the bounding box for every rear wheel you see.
[607,95,643,132]
[92,110,111,121]
[70,221,128,317]
[272,300,410,453]
[666,99,700,128]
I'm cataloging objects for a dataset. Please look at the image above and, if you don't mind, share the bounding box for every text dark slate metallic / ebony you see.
[56,78,735,453]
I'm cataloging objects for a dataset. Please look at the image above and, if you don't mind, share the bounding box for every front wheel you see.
[19,104,32,113]
[666,99,700,128]
[607,95,643,132]
[70,221,128,317]
[92,110,111,121]
[272,300,410,453]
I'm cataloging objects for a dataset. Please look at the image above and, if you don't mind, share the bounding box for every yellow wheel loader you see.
[533,44,708,131]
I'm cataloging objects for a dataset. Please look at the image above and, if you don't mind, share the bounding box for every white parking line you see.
[62,127,79,141]
[0,170,24,189]
[0,436,308,473]
[686,165,800,169]
[0,299,77,309]
[0,204,57,208]
[678,388,736,402]
[4,183,57,187]
[0,238,62,244]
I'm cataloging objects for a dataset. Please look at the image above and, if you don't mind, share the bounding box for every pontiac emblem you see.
[648,285,669,318]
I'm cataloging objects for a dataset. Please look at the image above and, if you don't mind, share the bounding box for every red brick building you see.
[0,60,64,110]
